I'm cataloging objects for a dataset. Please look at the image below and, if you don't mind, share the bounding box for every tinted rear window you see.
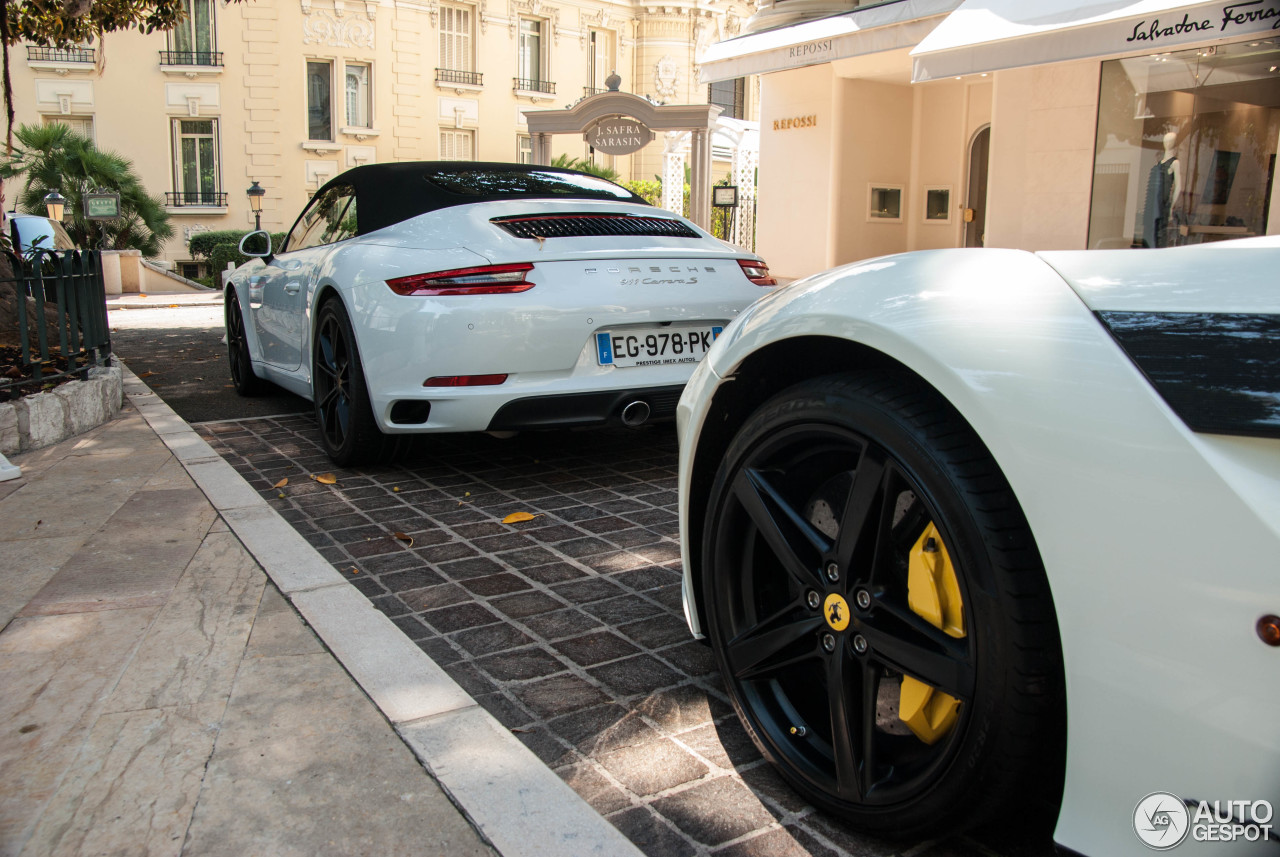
[424,169,636,201]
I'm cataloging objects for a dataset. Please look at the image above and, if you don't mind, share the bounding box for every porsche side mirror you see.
[239,230,273,260]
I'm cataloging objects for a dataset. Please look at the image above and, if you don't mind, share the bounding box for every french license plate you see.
[596,326,724,368]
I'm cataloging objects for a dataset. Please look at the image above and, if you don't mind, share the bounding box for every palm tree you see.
[0,123,173,256]
[550,153,621,182]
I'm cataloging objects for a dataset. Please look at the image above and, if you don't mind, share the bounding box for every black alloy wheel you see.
[702,371,1063,838]
[312,297,402,467]
[226,291,265,396]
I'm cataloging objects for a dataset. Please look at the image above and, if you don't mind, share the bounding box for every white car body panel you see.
[677,244,1280,857]
[228,194,771,433]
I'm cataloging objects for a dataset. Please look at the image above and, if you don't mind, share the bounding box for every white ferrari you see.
[676,237,1280,856]
[224,162,775,465]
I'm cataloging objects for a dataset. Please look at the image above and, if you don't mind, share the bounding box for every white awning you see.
[912,0,1280,82]
[699,0,961,84]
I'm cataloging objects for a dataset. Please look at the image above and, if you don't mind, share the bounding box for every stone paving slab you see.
[196,415,1059,857]
[0,408,498,857]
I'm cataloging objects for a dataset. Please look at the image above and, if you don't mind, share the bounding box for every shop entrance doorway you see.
[965,125,990,248]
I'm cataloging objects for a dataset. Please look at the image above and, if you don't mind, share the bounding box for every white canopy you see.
[911,0,1280,82]
[698,0,960,84]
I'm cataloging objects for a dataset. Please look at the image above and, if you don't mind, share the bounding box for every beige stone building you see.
[11,0,757,273]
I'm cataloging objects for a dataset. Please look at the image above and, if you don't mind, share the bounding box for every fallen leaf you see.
[393,532,414,547]
[273,477,289,488]
[503,511,540,524]
[194,377,204,381]
[277,493,285,499]
[139,293,148,298]
[138,371,156,378]
[511,727,533,734]
[465,491,471,497]
[392,486,400,492]
[314,473,337,485]
[169,304,179,308]
[34,520,42,530]
[349,567,359,575]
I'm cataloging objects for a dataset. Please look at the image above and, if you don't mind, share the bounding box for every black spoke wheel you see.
[312,298,403,467]
[703,371,1063,838]
[225,291,265,396]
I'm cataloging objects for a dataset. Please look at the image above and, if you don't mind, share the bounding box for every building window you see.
[440,5,474,73]
[171,118,222,206]
[517,134,533,164]
[345,63,371,128]
[587,29,615,93]
[709,78,746,120]
[518,19,544,85]
[307,60,333,141]
[1089,41,1280,249]
[43,115,94,142]
[166,0,217,64]
[441,129,475,161]
[177,261,206,280]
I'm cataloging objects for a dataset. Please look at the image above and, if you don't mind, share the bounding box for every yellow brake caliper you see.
[899,522,965,745]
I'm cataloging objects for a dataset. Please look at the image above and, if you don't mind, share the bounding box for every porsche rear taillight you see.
[738,259,777,286]
[387,263,535,296]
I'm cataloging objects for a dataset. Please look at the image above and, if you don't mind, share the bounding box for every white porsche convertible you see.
[225,162,775,465]
[676,237,1279,856]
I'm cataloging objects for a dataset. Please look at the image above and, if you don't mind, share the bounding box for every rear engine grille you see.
[491,214,701,240]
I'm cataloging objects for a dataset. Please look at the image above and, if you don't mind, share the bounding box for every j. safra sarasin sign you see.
[585,118,655,156]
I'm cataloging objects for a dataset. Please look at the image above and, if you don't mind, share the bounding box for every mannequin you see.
[1141,131,1182,247]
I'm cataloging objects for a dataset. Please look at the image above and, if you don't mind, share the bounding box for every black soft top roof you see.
[317,161,649,236]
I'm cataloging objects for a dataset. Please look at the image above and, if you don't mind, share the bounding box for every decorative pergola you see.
[523,80,723,230]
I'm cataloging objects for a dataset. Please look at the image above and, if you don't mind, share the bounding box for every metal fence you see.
[1,250,111,400]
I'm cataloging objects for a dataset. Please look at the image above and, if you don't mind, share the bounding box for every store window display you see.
[1088,40,1279,249]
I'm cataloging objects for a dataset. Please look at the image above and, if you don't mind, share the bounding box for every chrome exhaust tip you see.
[620,400,651,427]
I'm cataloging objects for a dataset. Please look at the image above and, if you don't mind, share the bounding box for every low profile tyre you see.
[702,370,1063,839]
[312,297,402,467]
[225,291,265,396]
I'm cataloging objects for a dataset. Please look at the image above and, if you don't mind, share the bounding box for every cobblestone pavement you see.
[195,415,1058,857]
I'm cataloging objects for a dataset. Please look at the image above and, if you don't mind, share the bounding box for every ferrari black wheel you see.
[702,371,1062,839]
[225,291,265,396]
[312,298,402,467]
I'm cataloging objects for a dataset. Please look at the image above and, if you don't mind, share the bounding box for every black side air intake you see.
[1097,311,1280,438]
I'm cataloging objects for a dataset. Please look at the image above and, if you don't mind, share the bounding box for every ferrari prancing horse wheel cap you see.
[823,593,850,632]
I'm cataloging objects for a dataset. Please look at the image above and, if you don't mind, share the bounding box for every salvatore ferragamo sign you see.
[584,118,655,156]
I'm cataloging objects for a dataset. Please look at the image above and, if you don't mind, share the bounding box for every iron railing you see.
[27,46,95,63]
[437,68,483,86]
[165,191,228,207]
[159,50,224,67]
[513,77,556,94]
[583,86,607,97]
[1,250,111,400]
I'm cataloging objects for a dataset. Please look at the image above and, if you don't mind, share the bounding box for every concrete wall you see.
[985,61,1100,251]
[908,79,991,251]
[755,65,837,279]
[830,78,914,267]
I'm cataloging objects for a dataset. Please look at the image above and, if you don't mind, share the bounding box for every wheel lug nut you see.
[825,562,840,582]
[822,633,836,653]
[806,591,821,610]
[853,635,869,655]
[855,589,872,610]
